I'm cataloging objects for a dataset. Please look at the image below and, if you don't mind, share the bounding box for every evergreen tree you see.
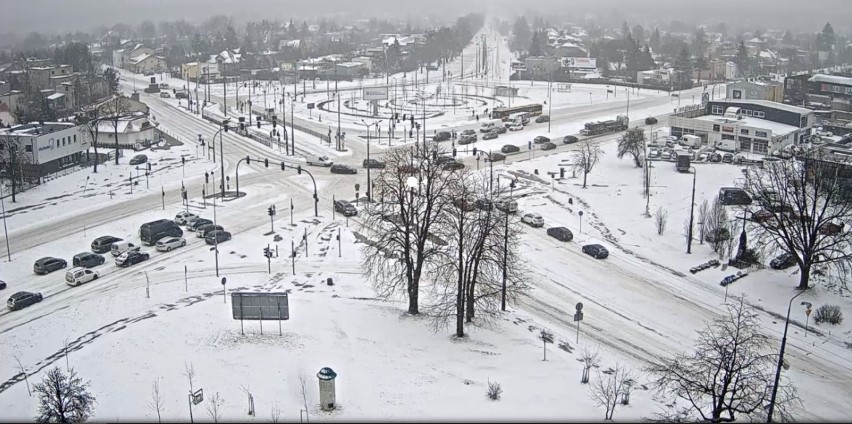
[650,28,661,52]
[632,25,646,44]
[511,16,531,53]
[529,30,543,57]
[782,30,794,46]
[674,46,693,88]
[735,40,749,77]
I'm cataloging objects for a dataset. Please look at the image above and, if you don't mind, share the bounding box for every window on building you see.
[712,105,723,115]
[56,140,60,148]
[740,138,752,152]
[25,144,32,152]
[713,124,720,132]
[722,134,735,140]
[754,140,769,154]
[754,111,765,118]
[73,135,77,143]
[745,109,753,116]
[62,138,66,146]
[740,129,749,135]
[755,130,768,138]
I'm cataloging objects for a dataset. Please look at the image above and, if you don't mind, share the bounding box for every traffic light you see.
[403,114,407,121]
[147,163,152,171]
[223,124,229,132]
[181,156,186,165]
[280,161,286,171]
[415,123,421,130]
[410,115,414,125]
[297,165,302,175]
[432,151,437,160]
[452,148,457,157]
[205,172,209,184]
[560,167,565,178]
[264,158,269,168]
[263,246,271,258]
[472,147,478,156]
[528,141,532,150]
[246,156,250,165]
[239,122,245,131]
[268,206,274,216]
[257,120,261,129]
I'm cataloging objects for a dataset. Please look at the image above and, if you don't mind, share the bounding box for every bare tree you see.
[682,216,693,245]
[34,367,96,423]
[617,127,645,167]
[739,152,852,290]
[148,379,164,423]
[298,373,310,423]
[589,362,633,420]
[704,195,730,254]
[486,379,503,400]
[646,296,801,423]
[539,328,554,361]
[100,94,133,165]
[205,392,224,423]
[697,199,710,245]
[183,362,197,393]
[360,145,457,315]
[579,345,601,384]
[573,140,604,189]
[13,355,30,396]
[270,403,282,423]
[654,206,668,235]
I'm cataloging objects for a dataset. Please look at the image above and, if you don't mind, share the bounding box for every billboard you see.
[562,57,597,69]
[231,292,290,320]
[510,61,526,71]
[362,86,389,100]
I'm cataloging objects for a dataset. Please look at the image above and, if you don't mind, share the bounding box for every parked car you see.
[541,142,557,151]
[453,198,476,212]
[494,198,518,213]
[362,159,386,169]
[139,219,183,245]
[482,130,499,140]
[648,149,660,158]
[129,154,148,165]
[660,150,672,160]
[72,252,105,268]
[645,116,658,125]
[708,152,722,163]
[175,91,188,99]
[434,156,456,166]
[508,122,524,131]
[487,152,507,162]
[770,253,797,270]
[111,240,141,256]
[721,152,734,163]
[205,230,233,245]
[535,115,550,123]
[7,291,43,311]
[582,244,609,259]
[174,211,199,225]
[562,135,579,144]
[159,91,171,98]
[495,125,508,134]
[432,131,452,142]
[397,164,418,174]
[719,187,752,206]
[819,222,844,236]
[547,227,574,242]
[199,225,225,239]
[330,164,358,174]
[116,251,150,267]
[33,257,67,275]
[501,144,520,154]
[521,212,544,227]
[0,280,6,290]
[187,218,213,232]
[458,134,477,145]
[460,129,477,137]
[750,209,774,223]
[91,235,123,253]
[533,136,551,144]
[334,200,358,217]
[65,267,99,287]
[156,236,186,252]
[442,161,465,171]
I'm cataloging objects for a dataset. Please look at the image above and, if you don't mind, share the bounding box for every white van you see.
[479,119,503,133]
[680,134,702,148]
[111,240,141,257]
[65,267,99,287]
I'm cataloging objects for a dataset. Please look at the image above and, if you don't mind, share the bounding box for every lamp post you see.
[472,148,495,194]
[767,289,808,423]
[236,82,246,113]
[501,179,516,311]
[360,119,382,202]
[286,92,295,156]
[687,166,697,254]
[212,170,219,277]
[1,182,11,261]
[212,119,230,198]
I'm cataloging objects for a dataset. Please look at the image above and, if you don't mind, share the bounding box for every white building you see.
[725,61,738,80]
[0,122,88,177]
[94,113,157,148]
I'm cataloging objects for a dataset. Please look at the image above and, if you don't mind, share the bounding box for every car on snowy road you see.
[521,212,544,227]
[7,291,43,311]
[501,144,520,154]
[582,244,609,259]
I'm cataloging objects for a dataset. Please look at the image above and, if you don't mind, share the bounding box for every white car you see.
[648,149,660,158]
[65,267,99,287]
[521,212,544,227]
[508,122,524,131]
[174,212,199,225]
[306,156,333,167]
[156,236,186,252]
[660,150,672,160]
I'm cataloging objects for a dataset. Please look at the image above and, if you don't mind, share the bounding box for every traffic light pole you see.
[234,156,250,199]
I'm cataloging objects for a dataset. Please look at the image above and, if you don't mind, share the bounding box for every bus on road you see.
[492,104,543,121]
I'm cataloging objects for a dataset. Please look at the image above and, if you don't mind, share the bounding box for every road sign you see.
[221,277,227,286]
[191,389,204,405]
[575,302,583,311]
[231,292,290,321]
[355,183,360,191]
[307,103,315,109]
[573,312,584,322]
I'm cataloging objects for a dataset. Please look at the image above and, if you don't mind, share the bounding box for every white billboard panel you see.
[562,57,597,69]
[362,86,389,100]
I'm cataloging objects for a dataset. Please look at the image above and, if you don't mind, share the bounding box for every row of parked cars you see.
[519,211,610,259]
[6,211,233,311]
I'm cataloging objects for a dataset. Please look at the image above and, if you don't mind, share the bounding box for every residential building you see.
[181,62,221,81]
[784,73,852,111]
[667,99,814,155]
[726,80,785,103]
[636,69,672,87]
[112,44,154,69]
[334,62,367,79]
[93,112,157,147]
[725,61,738,80]
[553,43,587,59]
[128,54,166,74]
[0,121,88,177]
[351,57,373,74]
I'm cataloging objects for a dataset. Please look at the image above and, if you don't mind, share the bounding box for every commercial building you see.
[667,99,814,155]
[784,72,852,111]
[0,122,88,178]
[726,79,784,103]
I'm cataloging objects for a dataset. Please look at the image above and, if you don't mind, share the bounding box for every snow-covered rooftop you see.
[809,73,852,86]
[694,114,800,137]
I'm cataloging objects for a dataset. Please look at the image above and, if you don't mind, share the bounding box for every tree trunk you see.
[92,125,99,173]
[798,262,811,290]
[456,216,465,337]
[114,123,120,165]
[407,269,420,315]
[582,170,588,188]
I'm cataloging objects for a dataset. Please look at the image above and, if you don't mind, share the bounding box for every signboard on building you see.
[722,126,734,133]
[510,61,526,71]
[362,86,389,101]
[231,292,290,320]
[755,130,768,138]
[562,57,597,69]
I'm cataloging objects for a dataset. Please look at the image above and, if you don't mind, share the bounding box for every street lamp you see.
[767,289,808,423]
[360,119,382,202]
[687,166,697,253]
[212,118,230,198]
[472,148,495,194]
[0,181,11,261]
[501,178,516,311]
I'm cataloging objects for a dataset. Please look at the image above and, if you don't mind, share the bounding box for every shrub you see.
[486,380,502,400]
[813,304,843,325]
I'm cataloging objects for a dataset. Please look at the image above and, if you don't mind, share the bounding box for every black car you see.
[533,136,551,144]
[0,280,6,290]
[770,253,797,270]
[117,251,150,267]
[482,130,499,140]
[73,252,106,268]
[7,291,44,311]
[34,257,67,275]
[458,135,477,145]
[330,164,358,174]
[187,218,213,232]
[535,115,550,123]
[563,135,579,144]
[495,125,508,134]
[501,144,520,154]
[442,161,465,171]
[541,142,557,151]
[474,198,493,211]
[129,154,148,165]
[199,225,225,238]
[708,153,722,163]
[435,156,456,166]
[205,230,233,245]
[175,91,189,99]
[91,235,123,253]
[487,152,507,162]
[433,131,452,142]
[547,227,574,242]
[334,200,358,217]
[582,244,609,259]
[362,159,386,169]
[645,117,658,125]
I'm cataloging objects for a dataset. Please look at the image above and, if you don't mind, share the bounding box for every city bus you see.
[492,104,544,121]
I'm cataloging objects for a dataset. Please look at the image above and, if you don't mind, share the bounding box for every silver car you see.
[156,236,186,252]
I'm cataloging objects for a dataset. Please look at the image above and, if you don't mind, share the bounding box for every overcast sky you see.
[1,0,849,35]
